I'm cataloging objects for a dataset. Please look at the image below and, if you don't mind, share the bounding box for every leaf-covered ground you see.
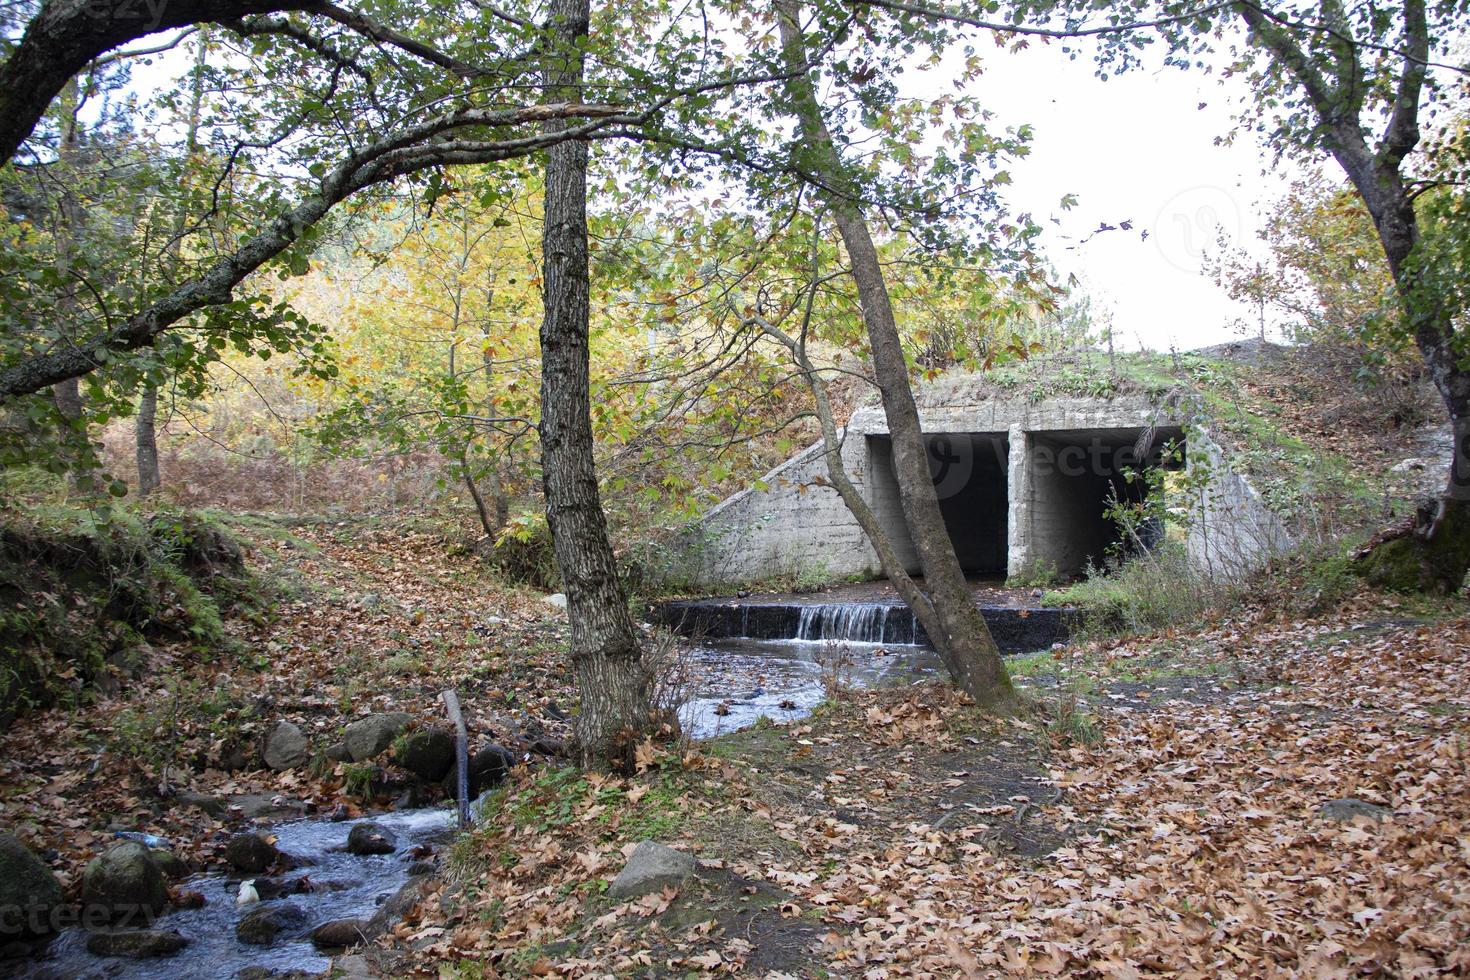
[0,515,577,891]
[3,518,1468,977]
[390,595,1470,977]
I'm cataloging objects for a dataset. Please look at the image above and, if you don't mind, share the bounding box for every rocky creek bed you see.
[12,807,454,980]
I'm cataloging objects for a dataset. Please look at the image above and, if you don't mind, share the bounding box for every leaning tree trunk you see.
[750,312,960,680]
[774,0,1012,706]
[539,0,651,770]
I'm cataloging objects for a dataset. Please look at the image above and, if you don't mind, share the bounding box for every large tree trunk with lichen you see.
[539,0,650,770]
[774,0,1013,707]
[1330,148,1470,592]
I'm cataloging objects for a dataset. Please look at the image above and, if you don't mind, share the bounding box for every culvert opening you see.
[866,432,1010,575]
[1026,426,1186,578]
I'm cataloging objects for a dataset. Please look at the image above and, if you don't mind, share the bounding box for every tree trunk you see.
[1235,2,1470,592]
[51,78,87,481]
[774,0,1013,707]
[136,385,160,496]
[135,33,205,499]
[750,312,956,667]
[539,0,650,770]
[1351,194,1470,591]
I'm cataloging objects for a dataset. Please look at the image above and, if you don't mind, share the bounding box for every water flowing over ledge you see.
[655,597,1079,652]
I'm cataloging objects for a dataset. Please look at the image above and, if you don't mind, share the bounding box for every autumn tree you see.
[538,0,653,770]
[770,0,1015,707]
[870,0,1470,588]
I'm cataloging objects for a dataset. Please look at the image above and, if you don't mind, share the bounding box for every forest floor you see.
[0,515,579,891]
[399,590,1470,977]
[2,517,1469,976]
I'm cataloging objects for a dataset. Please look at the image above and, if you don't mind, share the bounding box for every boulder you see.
[0,830,64,939]
[343,712,413,762]
[346,822,397,856]
[1319,798,1391,823]
[325,742,352,763]
[149,848,190,880]
[543,592,568,610]
[236,901,308,944]
[86,928,189,958]
[331,953,378,979]
[222,832,283,874]
[391,786,425,811]
[392,728,455,783]
[365,877,429,937]
[263,721,310,770]
[446,743,517,797]
[310,917,369,949]
[228,794,302,821]
[80,842,168,925]
[252,876,311,900]
[607,841,695,899]
[174,791,226,817]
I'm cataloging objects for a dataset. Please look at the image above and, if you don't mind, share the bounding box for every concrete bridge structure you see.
[673,385,1291,588]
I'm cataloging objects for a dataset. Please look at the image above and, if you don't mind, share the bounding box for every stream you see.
[18,603,1002,978]
[678,637,944,738]
[25,808,454,980]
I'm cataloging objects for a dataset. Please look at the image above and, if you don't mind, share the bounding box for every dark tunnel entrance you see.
[866,432,1010,576]
[1025,426,1186,578]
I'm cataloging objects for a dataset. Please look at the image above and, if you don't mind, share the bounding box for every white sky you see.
[960,40,1297,352]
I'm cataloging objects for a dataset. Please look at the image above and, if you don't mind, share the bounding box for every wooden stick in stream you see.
[441,689,469,829]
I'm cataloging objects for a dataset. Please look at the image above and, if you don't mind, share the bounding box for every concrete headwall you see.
[671,389,1293,587]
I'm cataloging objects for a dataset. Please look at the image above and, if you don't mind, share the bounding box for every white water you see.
[679,638,942,739]
[792,603,919,645]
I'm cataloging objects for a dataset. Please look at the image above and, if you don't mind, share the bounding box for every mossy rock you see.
[392,728,455,783]
[1358,499,1470,594]
[0,830,64,938]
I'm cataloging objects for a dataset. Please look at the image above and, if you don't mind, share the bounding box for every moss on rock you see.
[1358,498,1470,594]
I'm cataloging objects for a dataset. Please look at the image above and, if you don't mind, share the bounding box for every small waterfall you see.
[794,603,913,644]
[657,595,1077,653]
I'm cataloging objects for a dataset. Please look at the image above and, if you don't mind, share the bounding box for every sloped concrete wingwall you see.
[1185,430,1295,579]
[669,391,1293,588]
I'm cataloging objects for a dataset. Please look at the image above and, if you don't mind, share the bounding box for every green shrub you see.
[1042,545,1228,637]
[480,511,560,591]
[0,504,258,720]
